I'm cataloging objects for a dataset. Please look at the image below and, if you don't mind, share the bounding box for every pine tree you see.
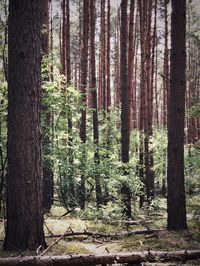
[4,0,46,250]
[167,0,187,230]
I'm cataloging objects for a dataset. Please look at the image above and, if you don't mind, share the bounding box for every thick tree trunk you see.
[167,0,187,230]
[1,250,200,266]
[4,0,46,251]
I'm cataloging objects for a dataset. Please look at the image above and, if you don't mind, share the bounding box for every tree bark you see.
[120,0,131,219]
[167,0,187,230]
[41,0,54,213]
[61,0,66,75]
[79,0,89,210]
[98,0,106,110]
[163,0,169,127]
[89,0,102,207]
[4,0,46,251]
[106,0,111,112]
[1,250,200,266]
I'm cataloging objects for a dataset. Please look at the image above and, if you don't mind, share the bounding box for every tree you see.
[61,0,66,75]
[106,0,111,112]
[167,0,187,230]
[4,0,46,250]
[89,0,102,207]
[120,0,131,218]
[162,0,169,127]
[79,0,89,210]
[66,0,75,207]
[41,0,54,212]
[98,0,106,110]
[114,8,120,110]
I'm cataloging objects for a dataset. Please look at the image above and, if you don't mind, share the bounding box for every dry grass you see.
[0,204,199,260]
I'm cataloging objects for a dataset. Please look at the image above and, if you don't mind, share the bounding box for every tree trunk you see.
[61,0,66,75]
[4,0,46,251]
[98,0,106,110]
[128,0,135,130]
[167,0,187,230]
[79,0,89,210]
[50,0,54,82]
[1,250,200,266]
[163,0,169,127]
[114,8,120,110]
[66,0,75,207]
[89,0,102,208]
[41,0,54,213]
[120,0,131,219]
[106,0,111,112]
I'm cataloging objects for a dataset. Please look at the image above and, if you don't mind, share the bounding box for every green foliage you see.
[0,82,7,162]
[81,201,123,221]
[187,195,200,218]
[149,129,167,190]
[185,142,200,195]
[187,103,200,118]
[142,197,165,217]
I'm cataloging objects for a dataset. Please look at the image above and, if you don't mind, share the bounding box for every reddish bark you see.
[120,0,131,218]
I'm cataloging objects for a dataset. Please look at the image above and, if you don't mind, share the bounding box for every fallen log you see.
[46,229,162,239]
[0,250,200,265]
[99,219,154,226]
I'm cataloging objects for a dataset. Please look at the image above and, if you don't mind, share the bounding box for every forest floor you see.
[0,199,200,265]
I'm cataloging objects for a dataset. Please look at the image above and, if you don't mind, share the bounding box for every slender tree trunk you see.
[128,0,135,130]
[163,0,169,127]
[66,0,75,207]
[120,0,131,219]
[98,0,106,110]
[114,8,120,110]
[138,0,146,208]
[167,0,187,230]
[50,0,54,82]
[41,0,54,213]
[106,0,111,111]
[4,0,46,251]
[89,0,102,208]
[79,0,89,210]
[138,0,155,204]
[61,0,66,75]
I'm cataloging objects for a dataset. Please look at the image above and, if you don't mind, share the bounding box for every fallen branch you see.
[101,219,154,226]
[0,250,200,265]
[46,229,162,239]
[40,228,70,256]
